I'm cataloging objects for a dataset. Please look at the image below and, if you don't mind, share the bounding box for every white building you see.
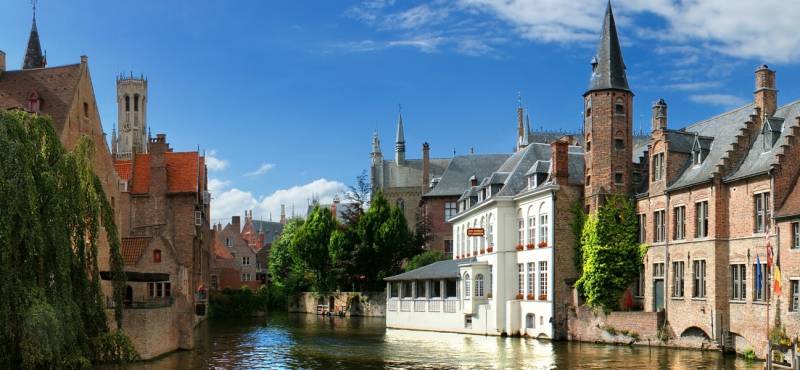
[386,139,584,339]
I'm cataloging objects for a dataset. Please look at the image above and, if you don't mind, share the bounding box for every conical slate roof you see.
[23,19,46,70]
[586,2,629,94]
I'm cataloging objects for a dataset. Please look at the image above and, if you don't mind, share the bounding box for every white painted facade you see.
[386,184,559,338]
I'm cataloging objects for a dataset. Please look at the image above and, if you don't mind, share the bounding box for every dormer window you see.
[762,118,782,152]
[693,149,703,165]
[27,91,41,113]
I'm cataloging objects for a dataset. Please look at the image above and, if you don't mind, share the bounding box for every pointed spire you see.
[23,1,46,70]
[524,112,532,145]
[586,1,629,94]
[395,104,406,164]
[371,130,381,154]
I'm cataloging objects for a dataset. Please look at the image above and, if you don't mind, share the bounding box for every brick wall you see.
[289,292,386,317]
[422,196,458,256]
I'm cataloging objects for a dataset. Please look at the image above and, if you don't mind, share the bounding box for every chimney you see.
[421,142,430,192]
[754,64,777,118]
[551,136,570,184]
[331,196,339,218]
[148,134,168,203]
[0,50,5,74]
[651,98,667,132]
[231,216,241,232]
[279,204,287,225]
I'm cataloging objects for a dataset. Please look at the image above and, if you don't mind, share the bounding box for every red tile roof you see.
[777,184,800,219]
[121,237,151,265]
[0,64,82,128]
[127,152,204,195]
[212,237,233,260]
[114,160,132,181]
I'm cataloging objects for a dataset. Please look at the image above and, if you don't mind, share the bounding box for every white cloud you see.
[244,163,276,177]
[205,150,228,171]
[207,178,229,194]
[688,94,748,107]
[665,81,722,91]
[210,179,347,224]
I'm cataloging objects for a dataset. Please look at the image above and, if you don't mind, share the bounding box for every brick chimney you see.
[231,216,241,232]
[421,142,430,192]
[148,134,168,201]
[0,50,5,75]
[331,196,340,218]
[551,136,571,184]
[754,64,777,118]
[651,98,667,132]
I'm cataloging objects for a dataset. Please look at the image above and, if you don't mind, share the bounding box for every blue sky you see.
[3,0,800,222]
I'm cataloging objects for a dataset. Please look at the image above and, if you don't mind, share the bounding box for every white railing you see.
[444,300,457,313]
[400,300,412,312]
[388,299,398,312]
[414,300,426,312]
[428,299,441,312]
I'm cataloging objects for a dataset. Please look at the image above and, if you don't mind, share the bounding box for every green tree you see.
[404,250,445,272]
[575,194,645,312]
[0,111,134,368]
[293,206,338,292]
[268,218,308,297]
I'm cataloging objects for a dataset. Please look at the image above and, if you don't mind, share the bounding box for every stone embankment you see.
[289,292,386,317]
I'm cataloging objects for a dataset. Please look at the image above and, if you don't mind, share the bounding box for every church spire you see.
[586,1,629,95]
[395,105,406,165]
[23,1,46,70]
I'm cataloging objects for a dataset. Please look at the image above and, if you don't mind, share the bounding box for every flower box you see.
[487,246,494,253]
[539,295,547,301]
[526,294,535,300]
[538,241,548,248]
[479,248,485,254]
[515,293,523,300]
[515,244,524,251]
[526,243,535,250]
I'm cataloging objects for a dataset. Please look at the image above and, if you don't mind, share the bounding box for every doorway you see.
[653,279,664,311]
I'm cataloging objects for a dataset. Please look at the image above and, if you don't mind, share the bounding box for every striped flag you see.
[774,254,782,296]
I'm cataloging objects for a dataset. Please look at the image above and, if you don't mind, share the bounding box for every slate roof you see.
[23,19,46,70]
[379,158,450,188]
[124,152,205,194]
[587,2,630,94]
[385,257,476,281]
[250,220,284,244]
[0,63,81,128]
[495,143,584,197]
[424,154,510,197]
[121,237,151,265]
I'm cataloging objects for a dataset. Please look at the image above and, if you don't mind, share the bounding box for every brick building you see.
[580,3,800,358]
[211,215,261,290]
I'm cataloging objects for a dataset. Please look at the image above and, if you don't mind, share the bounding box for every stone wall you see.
[120,305,180,360]
[568,305,664,345]
[289,292,386,317]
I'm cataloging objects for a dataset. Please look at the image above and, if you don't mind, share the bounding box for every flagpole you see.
[766,227,772,368]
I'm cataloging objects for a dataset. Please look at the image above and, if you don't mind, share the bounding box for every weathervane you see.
[31,0,37,21]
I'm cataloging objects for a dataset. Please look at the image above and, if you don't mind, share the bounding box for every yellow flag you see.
[773,265,782,296]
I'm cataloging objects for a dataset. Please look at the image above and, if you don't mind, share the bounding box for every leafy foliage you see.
[404,250,445,272]
[209,286,273,318]
[575,195,645,312]
[293,206,338,292]
[0,111,133,368]
[569,198,587,272]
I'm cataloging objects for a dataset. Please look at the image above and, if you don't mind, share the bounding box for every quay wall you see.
[289,292,386,317]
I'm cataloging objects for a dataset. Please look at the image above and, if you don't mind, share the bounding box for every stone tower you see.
[583,2,633,213]
[113,73,148,159]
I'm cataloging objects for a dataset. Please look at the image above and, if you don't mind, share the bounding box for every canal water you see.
[115,312,758,369]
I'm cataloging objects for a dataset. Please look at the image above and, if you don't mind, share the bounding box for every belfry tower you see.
[583,2,634,213]
[113,73,148,159]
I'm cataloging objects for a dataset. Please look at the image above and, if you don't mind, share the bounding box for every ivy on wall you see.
[0,111,135,368]
[575,194,646,312]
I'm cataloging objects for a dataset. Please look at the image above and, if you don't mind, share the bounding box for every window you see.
[211,275,219,290]
[416,281,426,298]
[403,282,413,298]
[653,210,666,243]
[517,211,524,246]
[225,237,232,247]
[638,214,647,243]
[586,141,591,152]
[673,206,686,240]
[693,148,703,165]
[125,95,130,111]
[528,209,536,245]
[615,172,624,185]
[475,274,484,297]
[83,102,89,117]
[753,262,769,302]
[153,249,162,263]
[730,264,746,301]
[518,264,525,295]
[527,262,535,297]
[432,280,442,298]
[464,273,471,300]
[444,240,453,257]
[695,201,709,238]
[487,214,494,247]
[586,175,591,186]
[652,153,665,181]
[539,261,548,300]
[614,98,625,115]
[242,256,250,265]
[672,261,684,298]
[791,280,799,312]
[693,260,706,298]
[396,198,405,211]
[653,263,665,278]
[615,138,624,150]
[479,217,486,250]
[754,192,771,233]
[134,94,140,112]
[148,282,171,298]
[539,213,548,245]
[444,202,457,220]
[634,266,645,298]
[195,210,202,226]
[793,223,800,249]
[526,314,535,329]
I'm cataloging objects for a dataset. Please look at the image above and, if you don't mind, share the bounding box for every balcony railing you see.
[428,299,441,312]
[414,300,426,312]
[388,299,398,311]
[389,298,458,314]
[400,300,412,312]
[444,300,457,313]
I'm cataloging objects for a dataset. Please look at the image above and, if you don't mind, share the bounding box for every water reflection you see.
[101,312,758,369]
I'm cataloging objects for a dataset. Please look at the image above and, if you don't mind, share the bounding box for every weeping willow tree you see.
[0,111,135,369]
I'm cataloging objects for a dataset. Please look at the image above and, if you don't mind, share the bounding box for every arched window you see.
[396,198,405,211]
[475,274,484,297]
[134,94,140,111]
[83,102,89,117]
[585,99,592,118]
[527,206,536,246]
[487,214,494,247]
[615,97,625,115]
[614,130,625,150]
[153,249,162,263]
[479,217,486,250]
[517,210,524,246]
[464,273,471,300]
[526,313,535,328]
[125,95,130,112]
[472,221,478,255]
